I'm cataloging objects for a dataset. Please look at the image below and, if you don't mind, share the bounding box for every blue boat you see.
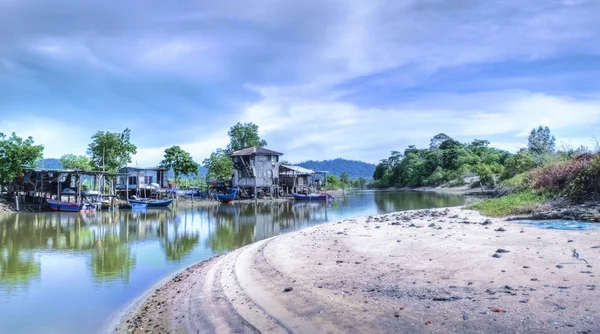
[292,192,334,201]
[46,199,96,213]
[216,188,238,204]
[129,198,173,208]
[131,203,148,210]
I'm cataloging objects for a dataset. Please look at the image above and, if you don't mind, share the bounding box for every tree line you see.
[0,122,270,190]
[372,126,585,189]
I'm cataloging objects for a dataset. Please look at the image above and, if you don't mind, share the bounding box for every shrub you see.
[566,154,600,200]
[498,173,530,194]
[468,190,548,216]
[528,156,590,194]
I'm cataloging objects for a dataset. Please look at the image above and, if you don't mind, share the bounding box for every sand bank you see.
[114,207,599,333]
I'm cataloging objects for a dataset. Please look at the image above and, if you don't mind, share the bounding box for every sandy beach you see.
[114,207,599,333]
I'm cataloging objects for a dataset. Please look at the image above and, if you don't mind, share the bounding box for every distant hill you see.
[295,159,376,179]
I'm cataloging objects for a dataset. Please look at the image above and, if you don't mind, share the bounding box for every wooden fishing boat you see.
[292,192,334,201]
[128,198,173,208]
[216,188,238,204]
[46,199,97,213]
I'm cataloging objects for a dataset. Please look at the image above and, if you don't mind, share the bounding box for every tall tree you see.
[528,126,555,155]
[87,128,137,173]
[227,122,267,152]
[159,146,199,183]
[203,149,233,181]
[0,133,44,188]
[340,172,350,186]
[429,133,452,150]
[60,154,92,170]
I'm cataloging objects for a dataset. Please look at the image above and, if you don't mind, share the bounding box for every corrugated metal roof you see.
[280,165,314,175]
[230,146,283,156]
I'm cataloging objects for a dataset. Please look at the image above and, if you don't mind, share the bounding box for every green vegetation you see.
[296,158,376,179]
[159,146,199,184]
[227,122,267,152]
[204,122,269,182]
[467,190,548,216]
[0,132,44,188]
[203,149,234,181]
[373,126,600,216]
[59,154,93,170]
[373,134,510,188]
[87,128,137,173]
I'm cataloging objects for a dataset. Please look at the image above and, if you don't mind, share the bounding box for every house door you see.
[157,171,164,187]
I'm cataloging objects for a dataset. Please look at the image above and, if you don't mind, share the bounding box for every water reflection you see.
[0,190,463,334]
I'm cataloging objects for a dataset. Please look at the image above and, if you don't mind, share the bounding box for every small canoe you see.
[292,192,334,201]
[46,199,97,213]
[216,188,238,204]
[129,198,174,208]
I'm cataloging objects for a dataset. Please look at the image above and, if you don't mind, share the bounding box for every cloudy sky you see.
[2,0,600,166]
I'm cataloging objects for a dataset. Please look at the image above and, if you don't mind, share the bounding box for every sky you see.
[2,0,600,166]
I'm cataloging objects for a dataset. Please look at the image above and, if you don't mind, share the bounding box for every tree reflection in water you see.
[0,191,464,290]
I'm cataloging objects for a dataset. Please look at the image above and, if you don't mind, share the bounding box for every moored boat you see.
[46,199,97,213]
[292,192,334,201]
[128,198,173,208]
[216,188,238,204]
[131,202,148,210]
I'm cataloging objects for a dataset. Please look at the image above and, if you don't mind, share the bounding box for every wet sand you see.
[114,207,600,333]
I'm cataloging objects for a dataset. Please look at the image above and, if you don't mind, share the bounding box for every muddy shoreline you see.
[114,207,600,333]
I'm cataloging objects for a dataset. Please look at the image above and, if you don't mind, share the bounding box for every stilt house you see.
[231,147,283,197]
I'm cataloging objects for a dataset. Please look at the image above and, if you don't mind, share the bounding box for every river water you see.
[0,190,463,333]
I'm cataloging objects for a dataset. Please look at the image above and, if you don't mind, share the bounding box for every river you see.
[0,190,463,333]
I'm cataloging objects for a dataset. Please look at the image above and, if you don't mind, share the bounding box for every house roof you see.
[280,165,314,175]
[120,166,167,171]
[230,146,283,156]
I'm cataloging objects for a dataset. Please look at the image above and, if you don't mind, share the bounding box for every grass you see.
[467,190,549,217]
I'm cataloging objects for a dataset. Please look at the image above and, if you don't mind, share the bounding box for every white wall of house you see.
[232,154,279,188]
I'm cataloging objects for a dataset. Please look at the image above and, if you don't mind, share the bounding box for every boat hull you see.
[129,199,173,208]
[216,188,238,204]
[292,193,334,201]
[46,199,96,213]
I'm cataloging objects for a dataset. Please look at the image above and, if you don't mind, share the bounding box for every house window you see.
[128,176,137,185]
[144,176,153,184]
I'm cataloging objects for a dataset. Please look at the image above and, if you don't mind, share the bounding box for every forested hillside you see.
[295,158,376,179]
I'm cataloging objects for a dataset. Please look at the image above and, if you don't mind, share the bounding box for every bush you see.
[468,190,548,217]
[565,154,600,200]
[498,173,530,194]
[529,153,592,194]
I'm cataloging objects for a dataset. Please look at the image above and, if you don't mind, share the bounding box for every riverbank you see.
[114,207,599,333]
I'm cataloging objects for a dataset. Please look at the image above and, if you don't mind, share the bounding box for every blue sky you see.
[1,0,600,166]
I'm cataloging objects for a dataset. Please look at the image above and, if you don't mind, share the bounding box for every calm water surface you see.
[0,190,463,333]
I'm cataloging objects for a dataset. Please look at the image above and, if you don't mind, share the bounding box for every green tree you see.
[0,133,44,188]
[373,161,388,180]
[340,172,349,186]
[87,128,137,173]
[60,154,92,170]
[227,122,267,152]
[159,146,199,184]
[203,149,233,181]
[356,177,367,188]
[502,148,536,179]
[528,126,555,156]
[326,174,341,189]
[429,133,452,150]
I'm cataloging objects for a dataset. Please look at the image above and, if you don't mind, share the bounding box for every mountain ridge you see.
[294,158,375,179]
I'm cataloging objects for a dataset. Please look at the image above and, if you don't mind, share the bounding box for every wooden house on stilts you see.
[231,147,283,198]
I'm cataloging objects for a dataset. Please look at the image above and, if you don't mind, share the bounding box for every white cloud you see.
[242,88,600,163]
[0,115,90,158]
[131,134,229,168]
